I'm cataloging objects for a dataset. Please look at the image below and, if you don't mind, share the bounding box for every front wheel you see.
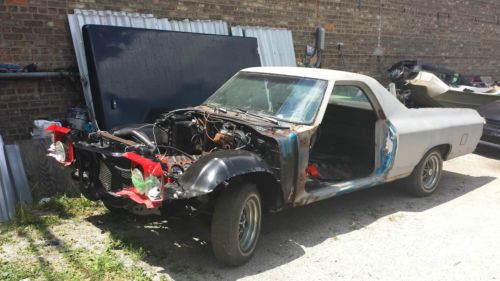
[211,183,262,266]
[404,149,443,196]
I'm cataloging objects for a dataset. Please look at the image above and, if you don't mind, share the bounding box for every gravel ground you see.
[3,147,499,281]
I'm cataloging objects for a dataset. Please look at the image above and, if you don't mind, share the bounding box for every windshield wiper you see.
[204,104,227,113]
[232,107,279,125]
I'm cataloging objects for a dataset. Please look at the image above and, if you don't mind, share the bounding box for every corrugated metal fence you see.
[231,26,296,67]
[0,136,32,223]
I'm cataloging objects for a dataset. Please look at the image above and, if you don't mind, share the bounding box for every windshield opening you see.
[203,72,328,124]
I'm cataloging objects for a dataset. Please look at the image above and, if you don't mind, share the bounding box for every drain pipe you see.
[0,71,77,80]
[314,27,325,68]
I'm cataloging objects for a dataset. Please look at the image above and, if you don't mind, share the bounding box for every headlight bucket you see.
[46,124,74,166]
[118,152,165,207]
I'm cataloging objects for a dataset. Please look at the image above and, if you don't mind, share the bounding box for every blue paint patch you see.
[279,132,297,156]
[375,123,397,175]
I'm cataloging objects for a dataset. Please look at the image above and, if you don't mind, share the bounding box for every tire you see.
[211,183,262,266]
[404,149,443,197]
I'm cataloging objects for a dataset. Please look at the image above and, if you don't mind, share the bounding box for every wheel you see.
[211,183,262,266]
[404,149,443,196]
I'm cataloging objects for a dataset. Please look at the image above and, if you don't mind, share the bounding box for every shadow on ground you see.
[86,170,495,280]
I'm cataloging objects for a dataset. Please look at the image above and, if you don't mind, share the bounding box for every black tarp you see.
[82,25,261,130]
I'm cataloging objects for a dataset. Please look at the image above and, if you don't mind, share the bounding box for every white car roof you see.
[241,66,372,82]
[241,66,408,118]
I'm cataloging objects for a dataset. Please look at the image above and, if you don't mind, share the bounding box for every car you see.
[46,67,484,266]
[477,100,500,149]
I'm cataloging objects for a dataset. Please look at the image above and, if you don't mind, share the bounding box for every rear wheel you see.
[404,149,443,196]
[211,183,261,266]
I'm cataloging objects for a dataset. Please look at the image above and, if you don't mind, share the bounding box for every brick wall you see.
[1,0,500,141]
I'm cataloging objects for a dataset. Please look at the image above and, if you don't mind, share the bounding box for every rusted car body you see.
[47,67,484,265]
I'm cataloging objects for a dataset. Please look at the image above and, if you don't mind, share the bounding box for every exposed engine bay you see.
[62,108,279,208]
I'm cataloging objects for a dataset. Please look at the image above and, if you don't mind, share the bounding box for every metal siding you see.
[5,145,32,206]
[231,26,296,67]
[68,9,229,128]
[0,136,16,223]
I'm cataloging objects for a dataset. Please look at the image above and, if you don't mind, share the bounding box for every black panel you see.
[83,25,260,130]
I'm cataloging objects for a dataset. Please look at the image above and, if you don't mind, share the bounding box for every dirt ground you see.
[2,146,500,281]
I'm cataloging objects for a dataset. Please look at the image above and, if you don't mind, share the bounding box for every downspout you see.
[313,27,325,68]
[0,71,78,80]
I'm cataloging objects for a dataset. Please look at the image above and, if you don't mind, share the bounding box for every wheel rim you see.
[238,196,259,253]
[421,154,440,190]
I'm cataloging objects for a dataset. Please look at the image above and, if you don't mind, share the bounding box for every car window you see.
[204,72,328,124]
[329,85,373,110]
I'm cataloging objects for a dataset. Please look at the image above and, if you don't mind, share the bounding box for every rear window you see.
[329,85,373,110]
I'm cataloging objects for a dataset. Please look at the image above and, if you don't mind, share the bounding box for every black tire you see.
[404,149,443,197]
[211,183,262,266]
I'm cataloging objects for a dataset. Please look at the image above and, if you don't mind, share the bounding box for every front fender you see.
[178,150,275,197]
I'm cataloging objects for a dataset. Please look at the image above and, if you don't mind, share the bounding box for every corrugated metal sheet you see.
[68,9,229,128]
[0,136,16,223]
[5,145,32,206]
[231,26,296,67]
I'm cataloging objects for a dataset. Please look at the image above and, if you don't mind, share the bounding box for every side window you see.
[329,85,373,110]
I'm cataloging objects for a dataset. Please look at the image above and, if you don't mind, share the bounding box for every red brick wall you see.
[1,0,500,141]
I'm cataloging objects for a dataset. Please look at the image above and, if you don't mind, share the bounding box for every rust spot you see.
[300,138,308,147]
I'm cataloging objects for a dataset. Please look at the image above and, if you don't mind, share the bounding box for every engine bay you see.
[69,109,279,205]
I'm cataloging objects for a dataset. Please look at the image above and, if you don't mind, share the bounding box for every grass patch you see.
[1,249,151,281]
[60,244,151,281]
[108,233,148,261]
[1,195,104,234]
[36,195,103,218]
[2,224,152,281]
[0,204,61,237]
[0,258,46,281]
[0,196,166,281]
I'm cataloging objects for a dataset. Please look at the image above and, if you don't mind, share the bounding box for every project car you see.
[47,67,484,265]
